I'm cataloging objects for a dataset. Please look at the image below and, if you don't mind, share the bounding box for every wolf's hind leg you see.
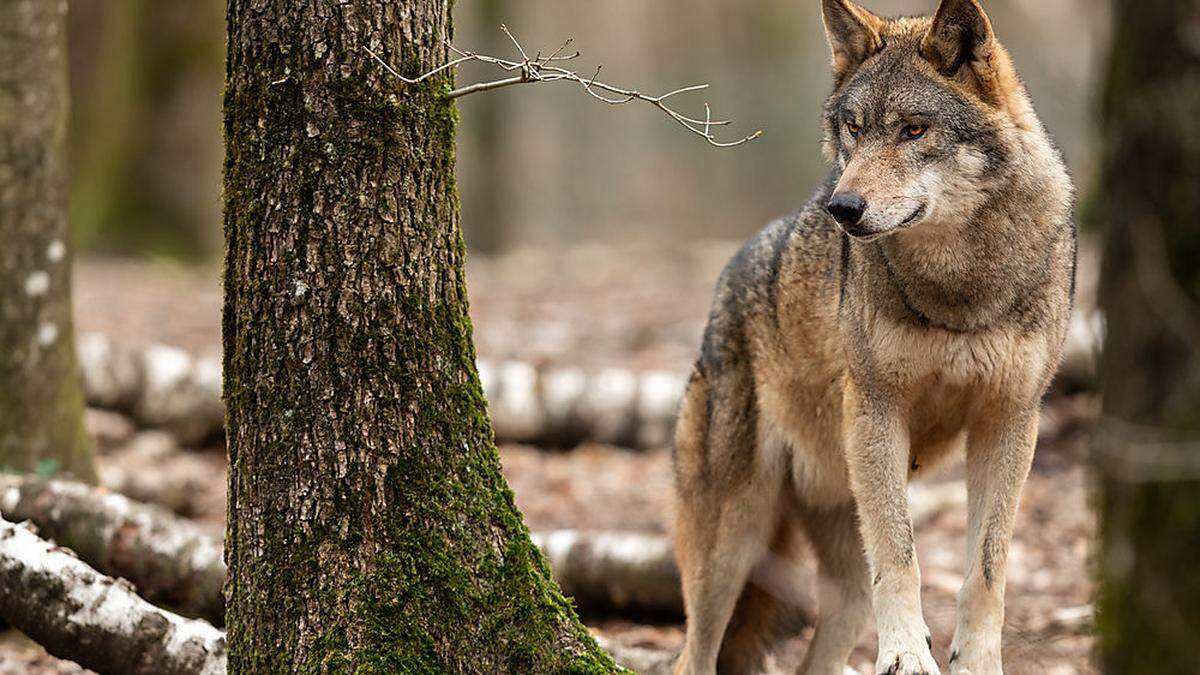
[797,503,871,675]
[716,520,807,674]
[674,476,784,675]
[673,370,786,675]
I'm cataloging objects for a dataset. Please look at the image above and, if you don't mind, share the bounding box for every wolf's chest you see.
[870,320,1048,395]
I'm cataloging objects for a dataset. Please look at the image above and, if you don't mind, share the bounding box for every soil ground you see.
[4,245,1098,674]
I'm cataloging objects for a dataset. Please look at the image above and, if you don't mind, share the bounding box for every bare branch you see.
[364,26,763,148]
[500,23,530,62]
[449,76,528,99]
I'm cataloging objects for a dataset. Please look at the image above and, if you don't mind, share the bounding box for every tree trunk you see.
[458,0,513,255]
[0,0,95,482]
[68,0,225,260]
[222,1,617,671]
[1095,0,1200,671]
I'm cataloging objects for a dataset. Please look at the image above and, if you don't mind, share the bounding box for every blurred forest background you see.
[65,0,1108,259]
[8,0,1172,673]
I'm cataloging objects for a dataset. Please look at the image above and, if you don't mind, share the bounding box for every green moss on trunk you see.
[0,0,96,484]
[222,2,619,671]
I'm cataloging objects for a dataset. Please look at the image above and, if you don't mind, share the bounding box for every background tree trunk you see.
[223,1,617,671]
[1095,0,1200,671]
[0,0,95,482]
[457,0,513,255]
[67,0,225,260]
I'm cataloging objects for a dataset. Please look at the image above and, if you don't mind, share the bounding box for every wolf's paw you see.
[876,647,940,675]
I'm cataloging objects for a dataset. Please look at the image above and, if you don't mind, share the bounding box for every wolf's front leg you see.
[951,410,1037,675]
[844,382,940,675]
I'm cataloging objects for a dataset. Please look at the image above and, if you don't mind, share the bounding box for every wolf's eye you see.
[845,121,861,137]
[902,124,928,140]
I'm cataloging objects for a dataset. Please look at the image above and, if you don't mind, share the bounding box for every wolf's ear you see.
[920,0,995,77]
[822,0,884,84]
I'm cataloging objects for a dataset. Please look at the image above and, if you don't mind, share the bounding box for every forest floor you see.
[1,242,1099,674]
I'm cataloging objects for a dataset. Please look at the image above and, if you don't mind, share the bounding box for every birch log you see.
[0,517,226,675]
[76,331,1099,450]
[0,475,224,624]
[77,334,223,447]
[0,475,965,627]
[77,332,686,449]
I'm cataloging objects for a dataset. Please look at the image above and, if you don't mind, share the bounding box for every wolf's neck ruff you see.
[858,171,1069,334]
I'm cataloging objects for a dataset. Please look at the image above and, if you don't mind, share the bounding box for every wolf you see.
[671,1,1075,674]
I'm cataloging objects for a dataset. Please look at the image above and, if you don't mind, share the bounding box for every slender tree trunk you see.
[68,0,225,260]
[0,0,95,482]
[223,1,617,671]
[1095,0,1200,671]
[458,0,513,255]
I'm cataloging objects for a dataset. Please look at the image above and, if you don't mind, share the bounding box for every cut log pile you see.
[0,475,225,625]
[0,474,973,674]
[77,332,686,449]
[77,327,1104,450]
[0,517,227,675]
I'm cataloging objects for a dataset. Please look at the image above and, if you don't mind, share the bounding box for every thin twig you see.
[364,27,762,148]
[448,76,527,98]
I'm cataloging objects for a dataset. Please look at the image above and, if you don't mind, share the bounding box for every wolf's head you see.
[819,0,1042,240]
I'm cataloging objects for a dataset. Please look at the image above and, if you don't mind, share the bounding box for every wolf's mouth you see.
[842,204,929,241]
[900,204,928,226]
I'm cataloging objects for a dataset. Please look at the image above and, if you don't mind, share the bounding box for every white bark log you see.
[0,474,965,631]
[77,334,223,446]
[76,332,689,449]
[534,482,964,619]
[0,517,226,675]
[0,475,225,625]
[79,331,1099,451]
[533,529,690,619]
[77,331,1097,449]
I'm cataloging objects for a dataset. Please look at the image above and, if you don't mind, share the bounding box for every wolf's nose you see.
[827,192,866,226]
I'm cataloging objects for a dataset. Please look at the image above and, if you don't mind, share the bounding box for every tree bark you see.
[223,1,617,671]
[1095,0,1200,671]
[0,0,95,482]
[0,517,227,675]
